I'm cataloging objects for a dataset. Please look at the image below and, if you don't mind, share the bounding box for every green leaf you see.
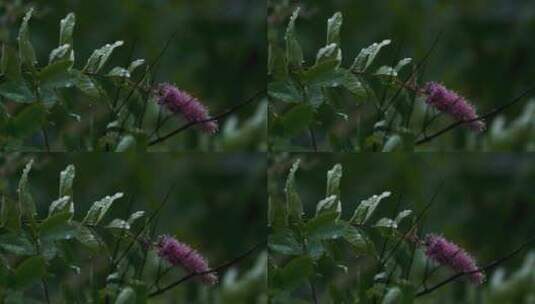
[18,159,36,220]
[75,225,100,250]
[315,43,342,67]
[1,45,21,79]
[285,8,303,69]
[48,44,71,64]
[277,256,313,291]
[127,211,145,225]
[382,135,402,152]
[18,8,37,68]
[268,197,287,229]
[1,196,21,231]
[38,60,73,89]
[326,12,343,45]
[59,13,76,46]
[326,164,342,199]
[128,59,145,74]
[302,60,344,87]
[268,228,302,255]
[382,287,402,304]
[0,232,34,255]
[71,70,99,97]
[106,218,130,230]
[59,164,75,205]
[0,80,35,103]
[14,255,45,288]
[315,195,340,217]
[351,39,391,72]
[48,196,73,217]
[350,191,391,224]
[306,211,345,240]
[268,80,302,103]
[395,58,412,72]
[82,192,124,225]
[39,212,76,241]
[115,287,136,304]
[342,225,369,252]
[280,103,314,136]
[84,41,124,73]
[107,67,130,78]
[342,71,366,98]
[285,159,303,223]
[5,103,46,138]
[395,210,412,225]
[268,44,288,79]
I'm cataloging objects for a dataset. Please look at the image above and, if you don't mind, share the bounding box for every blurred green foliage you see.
[0,0,266,151]
[0,152,267,302]
[268,0,535,151]
[269,153,535,302]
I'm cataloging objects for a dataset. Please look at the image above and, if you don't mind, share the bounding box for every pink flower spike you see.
[154,83,219,134]
[424,82,485,132]
[424,234,485,285]
[156,235,218,285]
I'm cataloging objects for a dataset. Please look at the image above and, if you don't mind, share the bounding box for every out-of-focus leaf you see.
[285,8,303,69]
[18,160,36,220]
[59,13,76,46]
[306,211,345,240]
[58,164,75,214]
[14,255,45,288]
[0,80,35,103]
[315,195,340,217]
[326,12,343,45]
[107,67,130,78]
[39,212,76,241]
[18,8,37,68]
[115,287,136,304]
[106,218,130,230]
[82,192,124,225]
[326,163,342,199]
[0,232,34,255]
[268,80,302,103]
[38,60,73,89]
[128,59,145,74]
[1,196,21,231]
[268,197,287,229]
[75,225,100,250]
[285,159,303,222]
[351,39,391,72]
[48,44,71,64]
[280,104,314,136]
[48,196,72,217]
[1,46,21,79]
[71,70,100,97]
[268,228,302,255]
[83,41,124,73]
[343,225,369,253]
[127,211,145,225]
[351,191,391,224]
[276,256,313,291]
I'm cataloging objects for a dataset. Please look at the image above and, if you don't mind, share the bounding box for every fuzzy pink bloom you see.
[155,83,218,134]
[424,234,485,285]
[424,82,485,132]
[156,235,218,285]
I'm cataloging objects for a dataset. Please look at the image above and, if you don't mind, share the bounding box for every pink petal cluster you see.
[424,82,485,132]
[155,83,218,134]
[424,234,485,285]
[156,235,218,285]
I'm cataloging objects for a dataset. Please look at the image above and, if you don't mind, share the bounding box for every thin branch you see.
[415,236,535,298]
[415,85,535,145]
[148,89,266,146]
[148,241,264,298]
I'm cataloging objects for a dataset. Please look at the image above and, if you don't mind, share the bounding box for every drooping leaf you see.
[285,159,303,222]
[351,191,391,224]
[107,67,131,78]
[127,211,145,225]
[83,41,124,73]
[351,39,391,72]
[285,7,303,69]
[14,255,45,288]
[395,210,412,225]
[315,195,340,217]
[18,8,37,68]
[82,192,124,225]
[128,59,145,74]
